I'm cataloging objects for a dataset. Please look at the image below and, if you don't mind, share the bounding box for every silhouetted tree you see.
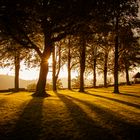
[52,42,62,91]
[0,0,100,96]
[119,27,140,85]
[1,0,139,96]
[72,75,80,89]
[0,40,29,92]
[99,0,139,93]
[96,33,113,87]
[61,36,80,90]
[86,34,100,88]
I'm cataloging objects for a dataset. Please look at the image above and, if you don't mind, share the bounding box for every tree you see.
[0,0,99,96]
[0,40,29,92]
[1,0,139,96]
[72,76,80,89]
[86,34,100,88]
[119,27,140,85]
[100,0,139,93]
[52,42,62,91]
[67,36,72,90]
[96,33,113,87]
[56,79,63,89]
[61,35,80,90]
[79,33,86,92]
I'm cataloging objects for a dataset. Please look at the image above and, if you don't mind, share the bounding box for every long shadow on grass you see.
[55,92,118,140]
[66,95,140,140]
[84,91,140,109]
[9,97,44,140]
[88,89,140,98]
[119,92,140,98]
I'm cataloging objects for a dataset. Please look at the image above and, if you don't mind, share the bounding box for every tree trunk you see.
[68,65,71,90]
[34,58,49,97]
[53,77,57,91]
[79,34,86,92]
[114,16,119,93]
[93,58,96,88]
[125,61,130,85]
[34,28,52,97]
[79,67,85,92]
[104,52,108,87]
[14,51,20,92]
[68,37,71,90]
[52,46,57,91]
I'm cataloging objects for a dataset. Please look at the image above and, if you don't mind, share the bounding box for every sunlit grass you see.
[0,84,140,140]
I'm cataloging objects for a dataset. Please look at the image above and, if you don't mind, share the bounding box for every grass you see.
[0,84,140,140]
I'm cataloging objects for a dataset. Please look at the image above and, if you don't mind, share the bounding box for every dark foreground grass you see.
[0,84,140,140]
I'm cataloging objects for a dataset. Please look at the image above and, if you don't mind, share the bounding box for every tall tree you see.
[0,40,29,92]
[86,35,100,88]
[102,0,139,93]
[61,36,80,90]
[0,0,99,96]
[97,33,113,87]
[79,33,86,92]
[52,42,62,91]
[67,37,71,90]
[119,27,140,85]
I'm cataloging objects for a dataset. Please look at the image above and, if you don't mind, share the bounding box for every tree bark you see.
[93,46,97,88]
[104,52,108,87]
[114,16,119,93]
[93,58,96,88]
[34,26,52,97]
[68,37,71,90]
[52,46,57,91]
[14,51,20,92]
[79,34,86,92]
[34,58,49,97]
[125,61,130,85]
[52,44,61,91]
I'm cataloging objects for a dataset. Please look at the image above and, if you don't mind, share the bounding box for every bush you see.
[27,83,36,91]
[27,83,53,91]
[46,83,53,91]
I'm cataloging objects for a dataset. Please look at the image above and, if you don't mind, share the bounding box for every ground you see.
[0,84,140,140]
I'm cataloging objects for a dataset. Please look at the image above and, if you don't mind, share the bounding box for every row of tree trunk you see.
[13,35,131,94]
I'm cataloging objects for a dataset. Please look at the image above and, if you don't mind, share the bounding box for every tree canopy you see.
[0,0,140,96]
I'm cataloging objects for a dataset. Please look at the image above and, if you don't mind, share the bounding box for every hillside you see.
[0,75,68,90]
[0,75,37,90]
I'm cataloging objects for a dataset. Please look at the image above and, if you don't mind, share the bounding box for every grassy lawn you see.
[0,84,140,140]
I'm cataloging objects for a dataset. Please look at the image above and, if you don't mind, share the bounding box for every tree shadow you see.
[84,91,140,109]
[88,89,111,93]
[8,97,44,140]
[55,92,118,140]
[66,95,140,140]
[87,89,140,98]
[119,92,140,98]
